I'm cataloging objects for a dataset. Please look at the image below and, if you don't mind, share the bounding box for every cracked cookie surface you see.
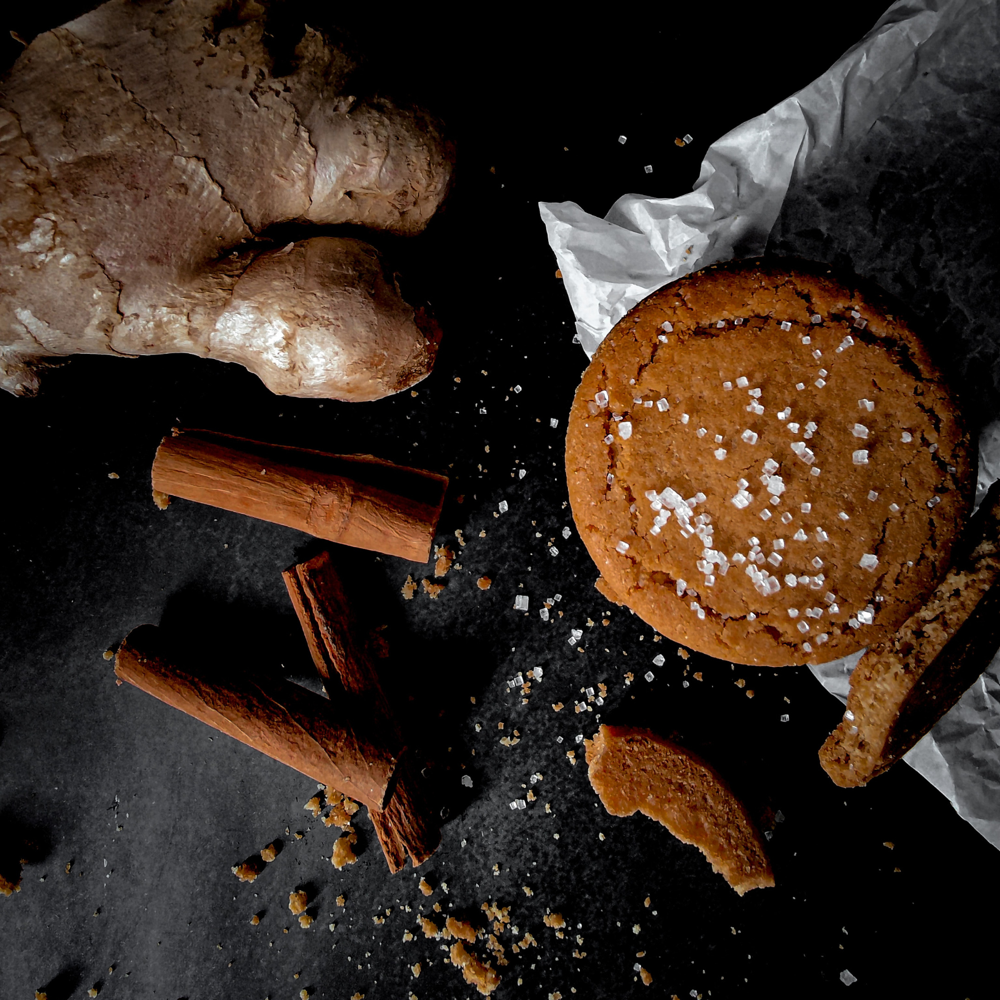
[565,258,975,666]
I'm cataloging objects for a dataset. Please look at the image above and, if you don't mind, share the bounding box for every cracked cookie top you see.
[565,258,975,667]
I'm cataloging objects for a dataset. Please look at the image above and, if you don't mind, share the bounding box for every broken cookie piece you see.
[820,479,1000,787]
[585,724,773,895]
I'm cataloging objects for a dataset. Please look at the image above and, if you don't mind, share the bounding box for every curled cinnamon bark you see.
[115,624,403,812]
[151,428,448,562]
[283,550,441,870]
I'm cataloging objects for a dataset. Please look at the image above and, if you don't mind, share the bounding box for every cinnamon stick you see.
[284,551,441,871]
[115,624,403,812]
[151,428,448,562]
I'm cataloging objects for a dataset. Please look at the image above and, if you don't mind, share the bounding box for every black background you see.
[2,3,998,999]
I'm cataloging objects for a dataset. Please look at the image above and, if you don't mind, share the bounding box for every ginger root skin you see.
[0,0,452,399]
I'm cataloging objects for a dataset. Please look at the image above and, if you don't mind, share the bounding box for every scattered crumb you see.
[402,575,418,600]
[350,994,364,1000]
[231,856,265,883]
[298,914,313,929]
[555,269,563,279]
[421,578,445,599]
[332,833,358,869]
[479,530,486,538]
[260,841,279,863]
[693,672,703,682]
[434,545,455,577]
[450,941,501,995]
[336,895,346,907]
[883,841,895,850]
[566,751,576,765]
[304,795,322,817]
[552,702,564,712]
[294,832,304,840]
[152,489,170,510]
[677,647,690,660]
[446,917,477,943]
[477,576,492,590]
[412,963,422,978]
[633,924,641,934]
[250,914,260,925]
[419,878,433,896]
[433,902,442,913]
[522,886,533,897]
[640,967,653,986]
[102,649,114,661]
[735,678,746,688]
[644,897,651,908]
[543,913,566,929]
[403,930,413,942]
[288,890,308,915]
[420,916,442,939]
[746,689,755,699]
[88,989,99,998]
[300,991,310,1000]
[455,529,466,547]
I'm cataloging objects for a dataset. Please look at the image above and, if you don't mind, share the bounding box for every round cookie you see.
[565,258,975,667]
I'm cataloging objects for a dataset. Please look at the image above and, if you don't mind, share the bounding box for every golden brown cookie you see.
[585,724,773,895]
[566,259,974,666]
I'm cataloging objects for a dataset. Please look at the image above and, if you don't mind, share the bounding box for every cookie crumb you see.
[450,941,501,995]
[477,576,492,590]
[421,578,445,599]
[288,890,308,915]
[419,878,433,896]
[434,545,455,577]
[402,575,418,600]
[331,833,358,869]
[543,912,566,929]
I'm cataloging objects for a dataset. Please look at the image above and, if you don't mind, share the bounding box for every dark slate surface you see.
[2,4,999,999]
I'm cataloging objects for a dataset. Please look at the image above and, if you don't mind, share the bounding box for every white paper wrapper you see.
[540,0,1000,846]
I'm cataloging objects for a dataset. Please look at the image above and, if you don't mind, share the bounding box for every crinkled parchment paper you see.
[540,0,1000,846]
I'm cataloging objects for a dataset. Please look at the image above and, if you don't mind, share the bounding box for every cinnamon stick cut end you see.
[820,479,1000,788]
[584,725,774,896]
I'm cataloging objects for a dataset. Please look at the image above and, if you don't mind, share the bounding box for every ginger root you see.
[0,0,453,399]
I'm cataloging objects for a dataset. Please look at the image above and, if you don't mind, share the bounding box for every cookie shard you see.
[820,480,1000,788]
[584,724,774,896]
